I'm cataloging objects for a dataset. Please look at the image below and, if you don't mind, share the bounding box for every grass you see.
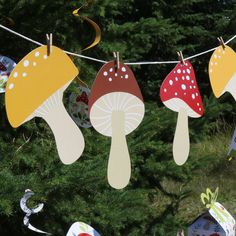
[178,125,236,227]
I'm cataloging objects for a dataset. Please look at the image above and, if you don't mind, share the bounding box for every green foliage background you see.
[0,0,236,235]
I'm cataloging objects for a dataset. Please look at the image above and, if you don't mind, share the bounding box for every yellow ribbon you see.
[73,3,101,51]
[201,188,229,223]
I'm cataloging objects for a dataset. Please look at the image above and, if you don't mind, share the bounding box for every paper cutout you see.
[88,61,145,189]
[73,4,101,51]
[227,128,236,157]
[5,46,85,164]
[188,188,236,236]
[69,85,92,128]
[0,73,8,93]
[0,55,16,74]
[0,55,16,93]
[20,189,51,235]
[209,46,236,100]
[66,222,100,236]
[160,60,204,165]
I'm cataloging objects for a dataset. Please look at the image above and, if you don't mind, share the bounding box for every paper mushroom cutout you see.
[0,55,16,93]
[5,46,85,164]
[88,61,145,189]
[160,60,204,165]
[0,55,16,75]
[68,86,92,128]
[209,46,236,100]
[0,73,8,93]
[66,222,100,236]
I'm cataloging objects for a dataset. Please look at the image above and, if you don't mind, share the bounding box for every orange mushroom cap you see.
[209,46,236,97]
[6,45,78,127]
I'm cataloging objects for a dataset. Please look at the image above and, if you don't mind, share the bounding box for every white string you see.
[0,24,107,64]
[0,24,236,65]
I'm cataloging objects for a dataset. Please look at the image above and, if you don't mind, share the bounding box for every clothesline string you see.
[0,23,236,65]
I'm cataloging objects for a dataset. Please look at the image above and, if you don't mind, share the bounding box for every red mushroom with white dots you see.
[88,61,145,189]
[160,60,204,165]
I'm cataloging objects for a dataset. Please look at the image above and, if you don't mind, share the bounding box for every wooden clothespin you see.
[177,51,185,65]
[113,51,120,70]
[217,36,226,50]
[46,33,53,56]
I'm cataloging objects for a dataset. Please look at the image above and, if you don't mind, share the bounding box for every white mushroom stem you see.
[44,103,84,164]
[224,73,236,101]
[33,92,85,165]
[108,111,131,189]
[173,108,190,166]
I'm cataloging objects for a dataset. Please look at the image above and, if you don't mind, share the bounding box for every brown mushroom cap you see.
[88,61,144,136]
[6,45,78,127]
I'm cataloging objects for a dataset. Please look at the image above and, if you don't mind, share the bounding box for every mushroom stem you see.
[108,111,131,189]
[39,100,85,165]
[173,108,189,165]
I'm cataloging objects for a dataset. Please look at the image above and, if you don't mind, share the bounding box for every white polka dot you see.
[187,69,191,74]
[122,67,126,72]
[103,71,108,76]
[214,54,218,58]
[192,94,195,99]
[186,75,190,80]
[22,72,27,77]
[9,83,14,90]
[121,76,123,79]
[211,62,214,65]
[177,69,181,74]
[186,63,188,66]
[33,62,37,66]
[215,62,217,65]
[184,93,186,96]
[210,69,213,73]
[197,103,200,106]
[35,52,40,57]
[43,55,47,59]
[196,92,198,96]
[174,71,176,74]
[218,48,221,53]
[189,67,192,69]
[109,68,113,72]
[199,108,202,111]
[183,70,186,74]
[23,60,29,67]
[218,55,221,59]
[175,92,178,96]
[125,74,129,79]
[194,86,196,89]
[13,72,18,78]
[164,88,167,92]
[169,80,173,85]
[191,80,194,84]
[175,77,178,81]
[182,76,185,80]
[181,84,186,90]
[190,85,192,89]
[109,78,112,82]
[115,73,118,77]
[223,51,225,54]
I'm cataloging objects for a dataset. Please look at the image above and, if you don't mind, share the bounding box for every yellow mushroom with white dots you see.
[209,46,236,100]
[5,45,85,165]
